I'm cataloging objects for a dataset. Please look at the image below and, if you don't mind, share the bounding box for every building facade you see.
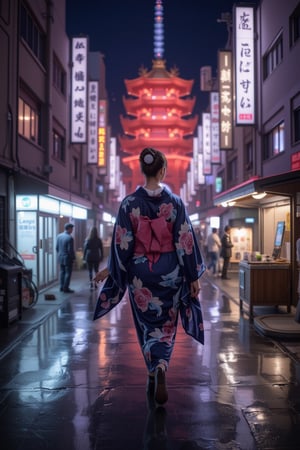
[0,1,112,290]
[195,0,300,307]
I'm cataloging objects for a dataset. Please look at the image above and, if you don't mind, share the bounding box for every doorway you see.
[38,215,58,288]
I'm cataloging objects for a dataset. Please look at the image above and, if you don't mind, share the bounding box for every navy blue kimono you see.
[94,186,205,373]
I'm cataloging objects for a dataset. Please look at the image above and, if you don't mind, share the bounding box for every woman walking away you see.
[93,147,205,406]
[83,227,103,290]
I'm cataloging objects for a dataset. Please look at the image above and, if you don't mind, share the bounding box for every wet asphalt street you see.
[0,268,300,450]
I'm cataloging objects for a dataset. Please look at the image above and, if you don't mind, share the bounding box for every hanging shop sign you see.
[71,36,88,143]
[218,51,233,149]
[234,6,255,125]
[88,81,99,164]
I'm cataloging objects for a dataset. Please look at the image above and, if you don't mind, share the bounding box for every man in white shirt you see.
[206,228,221,277]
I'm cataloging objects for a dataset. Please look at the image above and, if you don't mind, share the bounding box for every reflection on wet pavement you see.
[0,277,300,449]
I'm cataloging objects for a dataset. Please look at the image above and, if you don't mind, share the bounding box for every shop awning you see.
[213,170,300,206]
[198,206,226,220]
[214,177,261,206]
[257,169,300,195]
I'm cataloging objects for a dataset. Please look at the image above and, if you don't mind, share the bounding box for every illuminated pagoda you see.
[119,0,198,195]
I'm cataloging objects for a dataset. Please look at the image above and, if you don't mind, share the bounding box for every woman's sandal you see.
[154,367,168,405]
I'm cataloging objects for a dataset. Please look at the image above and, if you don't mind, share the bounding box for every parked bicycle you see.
[20,268,39,309]
[0,245,39,309]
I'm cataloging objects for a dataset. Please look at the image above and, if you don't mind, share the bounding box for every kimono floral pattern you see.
[94,186,205,373]
[157,202,176,221]
[176,221,194,255]
[131,276,163,314]
[98,290,121,310]
[115,224,133,250]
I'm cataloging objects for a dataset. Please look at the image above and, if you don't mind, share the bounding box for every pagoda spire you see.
[120,0,198,196]
[153,0,164,60]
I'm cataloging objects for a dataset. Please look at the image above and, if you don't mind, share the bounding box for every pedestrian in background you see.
[206,228,221,277]
[83,226,103,290]
[220,225,234,280]
[93,147,205,406]
[56,223,76,293]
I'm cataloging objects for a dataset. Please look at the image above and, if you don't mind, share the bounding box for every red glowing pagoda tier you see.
[119,59,198,194]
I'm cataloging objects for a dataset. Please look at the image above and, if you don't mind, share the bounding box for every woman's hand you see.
[190,279,201,298]
[94,267,109,283]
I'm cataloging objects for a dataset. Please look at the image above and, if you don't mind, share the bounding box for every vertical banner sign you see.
[202,113,212,175]
[200,66,212,91]
[291,151,300,170]
[193,137,199,186]
[210,92,220,164]
[88,81,99,164]
[118,179,126,201]
[115,155,120,189]
[187,172,192,201]
[235,6,255,125]
[109,137,116,190]
[218,51,233,149]
[181,184,187,206]
[188,160,196,197]
[98,100,107,167]
[197,125,205,184]
[71,37,88,143]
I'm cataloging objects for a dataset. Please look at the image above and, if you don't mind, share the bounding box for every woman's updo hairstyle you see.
[139,147,167,177]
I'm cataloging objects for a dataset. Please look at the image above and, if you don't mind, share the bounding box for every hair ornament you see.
[144,153,154,164]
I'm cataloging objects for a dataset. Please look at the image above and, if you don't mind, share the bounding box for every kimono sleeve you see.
[93,274,125,321]
[173,197,205,283]
[108,196,135,289]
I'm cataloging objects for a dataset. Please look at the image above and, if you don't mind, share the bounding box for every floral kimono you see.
[94,186,205,373]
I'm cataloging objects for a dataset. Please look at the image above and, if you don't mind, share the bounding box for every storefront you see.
[214,170,300,307]
[195,204,259,267]
[16,194,89,290]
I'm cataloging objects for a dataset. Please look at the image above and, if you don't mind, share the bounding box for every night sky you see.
[65,0,259,136]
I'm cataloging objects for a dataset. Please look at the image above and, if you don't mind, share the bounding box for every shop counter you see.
[239,260,291,318]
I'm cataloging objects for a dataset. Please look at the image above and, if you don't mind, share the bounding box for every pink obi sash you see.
[134,216,174,270]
